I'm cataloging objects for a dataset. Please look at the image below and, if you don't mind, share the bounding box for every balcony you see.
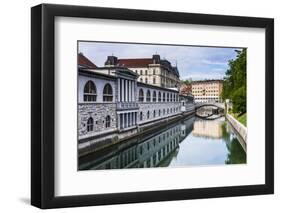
[116,102,139,111]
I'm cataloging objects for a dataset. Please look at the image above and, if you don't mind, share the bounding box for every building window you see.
[153,110,156,118]
[146,90,151,102]
[145,78,148,84]
[163,93,166,102]
[83,81,97,102]
[147,111,150,119]
[163,109,165,115]
[159,109,161,116]
[158,92,161,102]
[140,78,143,82]
[103,83,113,102]
[153,69,156,75]
[139,89,144,102]
[153,91,156,102]
[105,115,111,128]
[87,117,94,132]
[140,112,143,121]
[145,70,148,75]
[140,70,143,75]
[153,77,156,84]
[167,93,170,102]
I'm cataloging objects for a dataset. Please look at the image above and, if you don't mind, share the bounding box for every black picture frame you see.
[31,3,274,209]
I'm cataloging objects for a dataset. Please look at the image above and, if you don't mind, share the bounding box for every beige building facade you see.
[104,55,180,89]
[191,80,223,103]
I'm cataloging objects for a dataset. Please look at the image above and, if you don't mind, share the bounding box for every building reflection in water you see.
[192,120,223,139]
[79,116,246,170]
[79,116,195,170]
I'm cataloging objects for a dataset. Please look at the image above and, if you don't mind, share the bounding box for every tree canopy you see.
[221,49,247,114]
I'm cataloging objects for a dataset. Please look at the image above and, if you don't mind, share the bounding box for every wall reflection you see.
[79,116,246,170]
[79,116,195,170]
[192,120,223,139]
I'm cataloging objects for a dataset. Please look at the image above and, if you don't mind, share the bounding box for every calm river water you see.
[79,115,246,170]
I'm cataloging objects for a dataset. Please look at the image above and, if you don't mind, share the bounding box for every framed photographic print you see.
[31,3,274,209]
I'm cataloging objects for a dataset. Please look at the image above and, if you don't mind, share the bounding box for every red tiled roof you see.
[117,58,153,67]
[78,53,97,68]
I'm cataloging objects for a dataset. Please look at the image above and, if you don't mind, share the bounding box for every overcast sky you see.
[78,41,242,81]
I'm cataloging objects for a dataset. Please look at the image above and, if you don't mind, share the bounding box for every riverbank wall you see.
[79,110,195,157]
[226,113,247,143]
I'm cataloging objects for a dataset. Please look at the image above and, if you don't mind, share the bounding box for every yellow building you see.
[191,80,223,103]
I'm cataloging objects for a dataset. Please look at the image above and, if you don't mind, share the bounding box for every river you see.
[79,115,246,170]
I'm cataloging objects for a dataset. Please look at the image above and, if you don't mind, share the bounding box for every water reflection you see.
[79,116,246,170]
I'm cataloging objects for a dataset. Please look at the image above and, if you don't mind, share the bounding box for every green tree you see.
[222,49,246,114]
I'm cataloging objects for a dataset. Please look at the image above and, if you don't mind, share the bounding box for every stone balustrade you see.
[116,102,139,110]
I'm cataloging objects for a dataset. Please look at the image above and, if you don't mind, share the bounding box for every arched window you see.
[167,108,169,114]
[145,70,148,75]
[140,112,143,121]
[145,78,148,84]
[153,77,156,84]
[139,89,144,102]
[167,93,170,102]
[173,94,175,102]
[152,91,156,102]
[84,81,97,102]
[87,117,94,132]
[159,109,161,116]
[147,111,150,119]
[103,83,113,102]
[105,115,111,128]
[146,90,151,102]
[163,109,165,115]
[153,110,156,117]
[153,69,156,75]
[140,70,143,75]
[163,92,166,102]
[158,92,161,102]
[140,78,143,82]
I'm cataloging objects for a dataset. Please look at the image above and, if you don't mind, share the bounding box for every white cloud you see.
[79,41,238,81]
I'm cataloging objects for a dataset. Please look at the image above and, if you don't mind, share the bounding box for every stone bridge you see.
[195,102,225,110]
[195,102,225,120]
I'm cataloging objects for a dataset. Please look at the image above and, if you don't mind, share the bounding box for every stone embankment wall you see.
[226,114,247,143]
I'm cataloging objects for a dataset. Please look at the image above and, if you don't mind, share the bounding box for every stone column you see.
[126,80,130,102]
[120,114,123,129]
[128,113,131,127]
[128,80,131,102]
[126,113,129,128]
[118,114,121,129]
[122,114,125,129]
[125,80,128,102]
[121,79,125,102]
[118,78,120,102]
[123,113,126,128]
[132,81,135,101]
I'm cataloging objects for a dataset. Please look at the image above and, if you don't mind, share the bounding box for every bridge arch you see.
[195,103,225,120]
